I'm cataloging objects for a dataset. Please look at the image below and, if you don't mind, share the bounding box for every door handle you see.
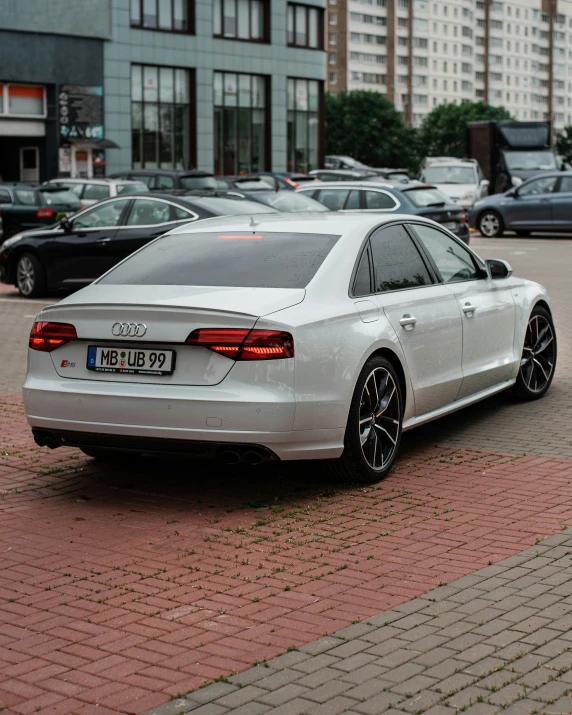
[96,237,112,244]
[462,303,477,315]
[399,314,417,330]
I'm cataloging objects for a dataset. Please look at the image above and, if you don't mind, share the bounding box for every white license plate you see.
[87,346,175,375]
[442,221,457,229]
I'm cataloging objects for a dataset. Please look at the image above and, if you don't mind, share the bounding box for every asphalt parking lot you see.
[1,233,572,715]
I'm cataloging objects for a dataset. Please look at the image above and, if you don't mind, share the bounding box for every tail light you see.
[80,204,86,210]
[283,177,300,189]
[29,322,77,352]
[36,208,54,219]
[186,328,294,360]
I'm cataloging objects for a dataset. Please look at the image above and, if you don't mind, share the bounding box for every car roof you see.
[424,162,477,169]
[0,182,39,188]
[48,178,145,185]
[298,181,402,191]
[110,169,214,177]
[165,211,444,239]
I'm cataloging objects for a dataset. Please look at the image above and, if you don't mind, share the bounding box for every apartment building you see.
[326,0,572,130]
[0,0,326,181]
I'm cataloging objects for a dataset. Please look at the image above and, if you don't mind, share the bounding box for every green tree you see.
[325,90,420,172]
[419,101,512,159]
[556,126,572,166]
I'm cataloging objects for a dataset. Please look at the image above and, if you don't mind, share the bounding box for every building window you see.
[329,52,337,64]
[287,78,321,173]
[329,32,337,44]
[131,65,191,169]
[287,3,324,49]
[131,0,193,32]
[0,84,46,117]
[213,0,269,42]
[213,72,268,175]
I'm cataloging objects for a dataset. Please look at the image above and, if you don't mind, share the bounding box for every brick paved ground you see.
[1,236,572,714]
[142,530,572,715]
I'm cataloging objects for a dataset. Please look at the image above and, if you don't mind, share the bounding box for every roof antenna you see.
[249,216,259,227]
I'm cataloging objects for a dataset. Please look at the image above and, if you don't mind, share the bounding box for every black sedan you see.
[0,193,276,297]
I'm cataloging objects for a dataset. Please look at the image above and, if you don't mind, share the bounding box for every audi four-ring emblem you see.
[111,322,147,338]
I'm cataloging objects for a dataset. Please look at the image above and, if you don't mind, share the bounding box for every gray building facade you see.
[105,0,326,176]
[0,0,326,182]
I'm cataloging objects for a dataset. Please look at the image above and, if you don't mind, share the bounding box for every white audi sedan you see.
[24,213,556,484]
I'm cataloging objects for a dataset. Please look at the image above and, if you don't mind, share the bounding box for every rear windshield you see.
[179,175,217,190]
[404,187,451,208]
[99,231,340,289]
[188,197,277,215]
[117,182,149,195]
[39,189,81,205]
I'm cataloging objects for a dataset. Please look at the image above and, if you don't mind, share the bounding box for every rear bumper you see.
[23,374,345,461]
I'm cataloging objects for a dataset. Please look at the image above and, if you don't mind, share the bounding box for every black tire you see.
[323,356,403,484]
[478,211,504,238]
[510,305,557,401]
[16,252,46,298]
[515,230,531,238]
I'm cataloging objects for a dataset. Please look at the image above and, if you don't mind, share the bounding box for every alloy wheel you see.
[520,314,556,393]
[479,213,500,237]
[359,367,400,471]
[17,256,35,296]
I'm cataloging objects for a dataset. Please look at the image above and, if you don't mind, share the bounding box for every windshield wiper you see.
[425,201,446,207]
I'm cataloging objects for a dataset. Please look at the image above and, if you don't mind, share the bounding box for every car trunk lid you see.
[41,285,304,386]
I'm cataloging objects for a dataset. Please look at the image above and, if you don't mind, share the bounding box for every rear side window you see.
[0,189,13,203]
[364,190,397,210]
[15,189,37,205]
[353,248,372,296]
[99,232,341,289]
[316,188,350,210]
[370,224,432,292]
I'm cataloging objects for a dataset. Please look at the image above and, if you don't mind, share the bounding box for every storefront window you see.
[131,65,191,169]
[0,85,45,117]
[213,72,268,175]
[287,78,321,172]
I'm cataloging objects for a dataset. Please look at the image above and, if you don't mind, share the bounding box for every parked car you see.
[469,171,572,238]
[217,189,329,212]
[368,168,412,183]
[324,155,372,170]
[0,193,276,297]
[420,160,489,209]
[25,212,555,486]
[108,169,217,191]
[297,181,470,243]
[45,178,149,206]
[0,184,82,239]
[232,172,321,191]
[309,169,378,182]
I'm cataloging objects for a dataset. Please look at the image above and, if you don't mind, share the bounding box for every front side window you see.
[213,0,268,42]
[99,231,340,288]
[126,198,173,225]
[412,224,482,283]
[518,176,558,196]
[83,184,111,201]
[213,72,268,175]
[131,64,191,170]
[370,224,432,293]
[73,199,131,229]
[287,78,322,173]
[287,3,324,49]
[131,0,192,32]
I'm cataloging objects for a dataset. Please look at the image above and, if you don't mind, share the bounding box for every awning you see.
[64,137,120,149]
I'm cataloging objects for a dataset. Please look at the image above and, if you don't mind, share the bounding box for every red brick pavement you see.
[2,394,572,714]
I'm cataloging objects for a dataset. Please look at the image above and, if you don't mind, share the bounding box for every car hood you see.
[430,183,477,199]
[1,226,60,249]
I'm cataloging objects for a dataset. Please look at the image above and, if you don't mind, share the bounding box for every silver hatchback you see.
[44,178,149,206]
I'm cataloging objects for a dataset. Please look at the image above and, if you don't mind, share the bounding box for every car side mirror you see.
[486,258,512,280]
[60,217,72,232]
[506,189,517,198]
